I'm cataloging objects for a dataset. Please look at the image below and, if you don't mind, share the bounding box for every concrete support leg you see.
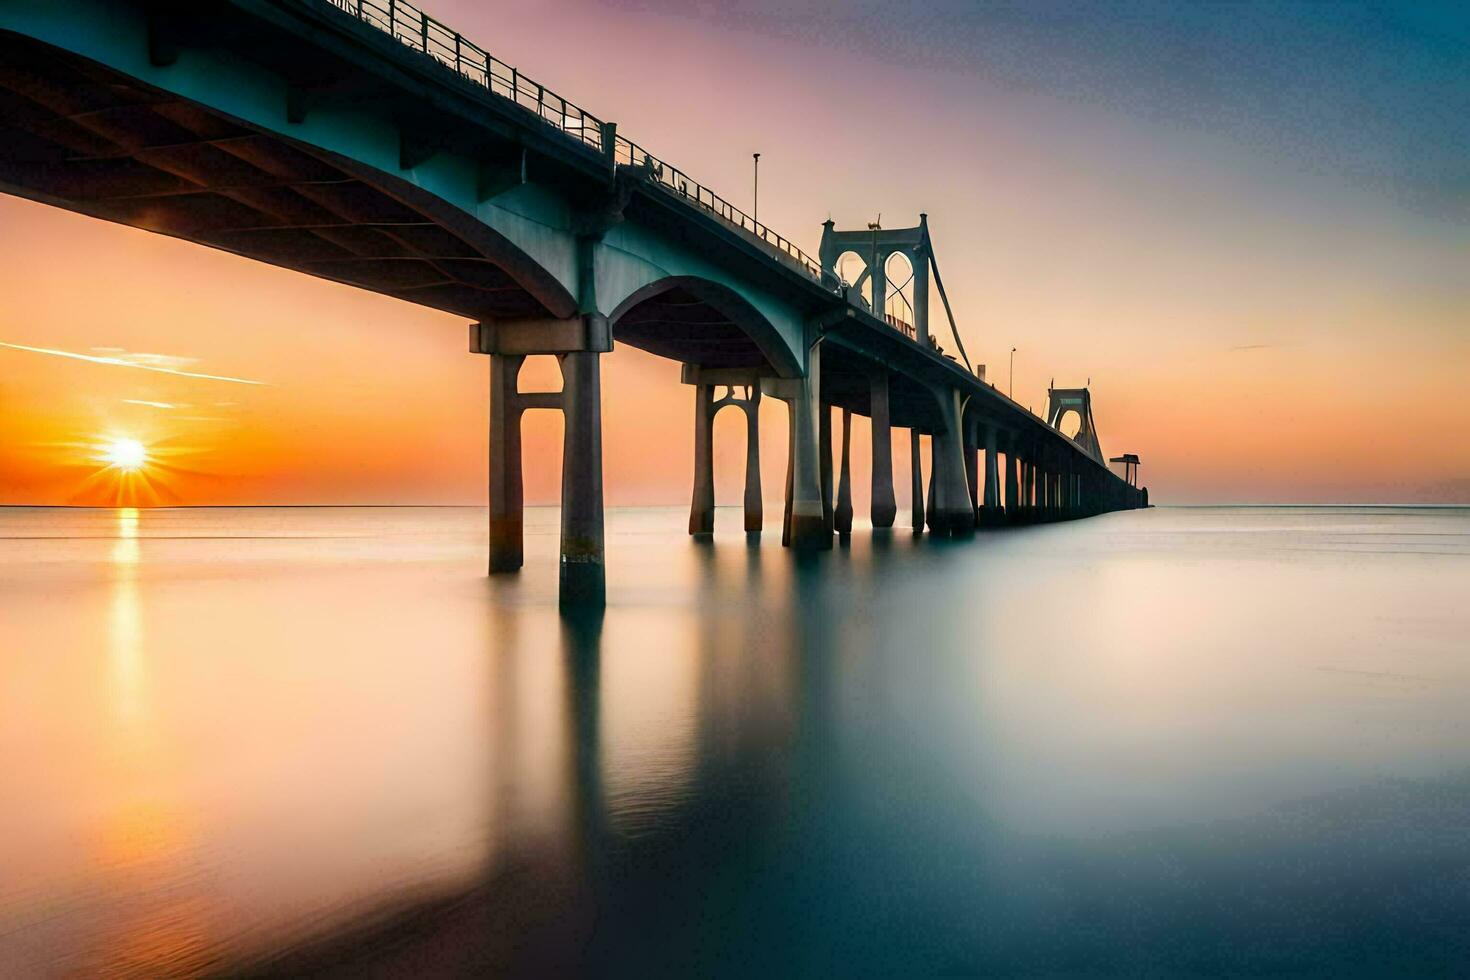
[1005,448,1020,525]
[929,388,975,535]
[488,354,525,573]
[819,402,834,536]
[743,392,763,534]
[789,374,829,551]
[558,351,604,605]
[782,411,794,547]
[869,375,896,528]
[981,423,1001,526]
[964,429,980,528]
[835,408,854,535]
[1025,459,1036,522]
[688,383,715,535]
[910,429,925,532]
[926,436,939,532]
[766,350,829,551]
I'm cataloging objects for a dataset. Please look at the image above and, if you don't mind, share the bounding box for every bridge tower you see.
[819,215,932,346]
[1046,386,1105,463]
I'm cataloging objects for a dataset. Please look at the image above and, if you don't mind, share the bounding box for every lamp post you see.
[1009,347,1017,397]
[752,152,760,224]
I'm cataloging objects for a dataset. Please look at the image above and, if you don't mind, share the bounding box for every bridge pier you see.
[762,352,829,552]
[682,368,764,536]
[928,388,975,535]
[742,389,763,533]
[820,403,834,536]
[559,350,605,604]
[835,408,854,535]
[487,353,526,572]
[926,436,938,532]
[473,316,610,606]
[1004,441,1021,525]
[688,382,716,535]
[1029,458,1040,525]
[910,430,926,533]
[869,375,897,529]
[964,421,980,528]
[980,422,1003,526]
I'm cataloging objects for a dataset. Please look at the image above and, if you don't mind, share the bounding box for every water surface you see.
[2,506,1468,976]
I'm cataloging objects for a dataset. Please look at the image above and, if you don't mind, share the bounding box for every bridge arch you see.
[607,276,802,377]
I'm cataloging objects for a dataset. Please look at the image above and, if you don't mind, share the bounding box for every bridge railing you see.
[613,137,823,281]
[320,0,830,286]
[325,0,607,153]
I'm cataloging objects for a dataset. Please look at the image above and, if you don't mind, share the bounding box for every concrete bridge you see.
[0,0,1148,605]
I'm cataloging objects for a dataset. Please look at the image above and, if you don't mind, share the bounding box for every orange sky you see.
[1,1,1466,507]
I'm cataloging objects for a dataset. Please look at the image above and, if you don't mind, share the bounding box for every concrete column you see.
[835,408,854,535]
[929,388,975,535]
[819,402,834,536]
[488,354,525,573]
[910,429,925,532]
[964,422,980,528]
[981,422,1001,526]
[782,406,794,547]
[766,347,829,551]
[869,375,896,528]
[743,390,762,534]
[688,383,715,535]
[1005,446,1020,525]
[558,351,604,605]
[926,435,939,532]
[1022,458,1034,522]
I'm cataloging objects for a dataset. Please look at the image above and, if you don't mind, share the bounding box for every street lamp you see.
[1009,347,1017,397]
[752,152,760,224]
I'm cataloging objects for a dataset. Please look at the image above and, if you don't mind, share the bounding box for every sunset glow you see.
[0,1,1464,508]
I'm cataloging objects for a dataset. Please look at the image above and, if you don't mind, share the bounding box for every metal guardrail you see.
[322,0,826,283]
[613,137,822,279]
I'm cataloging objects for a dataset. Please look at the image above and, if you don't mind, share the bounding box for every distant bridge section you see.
[0,0,1148,605]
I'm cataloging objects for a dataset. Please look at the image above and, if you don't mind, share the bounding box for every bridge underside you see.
[0,33,565,321]
[613,285,770,370]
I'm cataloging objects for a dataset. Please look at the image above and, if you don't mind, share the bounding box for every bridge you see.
[0,0,1148,605]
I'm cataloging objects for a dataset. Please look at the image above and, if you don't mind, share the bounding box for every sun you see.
[100,437,148,472]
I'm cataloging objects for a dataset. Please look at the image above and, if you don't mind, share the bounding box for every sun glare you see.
[101,437,148,472]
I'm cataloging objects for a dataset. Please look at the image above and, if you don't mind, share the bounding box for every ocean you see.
[2,505,1467,976]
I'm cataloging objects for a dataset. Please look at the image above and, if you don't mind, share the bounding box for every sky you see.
[1,0,1466,506]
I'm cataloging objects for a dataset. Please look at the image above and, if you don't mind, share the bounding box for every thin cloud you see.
[1228,344,1274,352]
[0,341,270,386]
[122,398,179,409]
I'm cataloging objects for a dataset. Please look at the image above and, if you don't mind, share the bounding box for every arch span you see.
[608,276,802,377]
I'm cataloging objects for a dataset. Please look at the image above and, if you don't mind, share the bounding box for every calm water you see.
[2,505,1468,976]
